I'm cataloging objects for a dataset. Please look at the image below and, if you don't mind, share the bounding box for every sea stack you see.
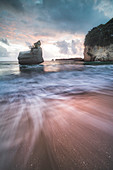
[84,18,113,61]
[18,40,44,65]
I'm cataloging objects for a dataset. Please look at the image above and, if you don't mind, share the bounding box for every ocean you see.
[0,61,113,170]
[0,61,113,98]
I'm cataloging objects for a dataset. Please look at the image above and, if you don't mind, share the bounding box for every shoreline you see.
[1,60,113,65]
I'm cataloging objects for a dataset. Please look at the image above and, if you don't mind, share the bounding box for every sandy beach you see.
[0,90,113,170]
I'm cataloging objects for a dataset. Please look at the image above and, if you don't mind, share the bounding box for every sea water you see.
[0,61,113,99]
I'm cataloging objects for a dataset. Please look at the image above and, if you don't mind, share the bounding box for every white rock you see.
[84,45,113,61]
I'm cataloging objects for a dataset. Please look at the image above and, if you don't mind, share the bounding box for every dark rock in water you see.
[84,18,113,61]
[18,40,44,65]
[55,58,83,61]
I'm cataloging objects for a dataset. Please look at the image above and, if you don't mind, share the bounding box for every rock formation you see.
[18,40,44,65]
[84,18,113,61]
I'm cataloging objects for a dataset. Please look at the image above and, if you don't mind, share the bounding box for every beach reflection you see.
[19,62,84,74]
[0,62,20,76]
[44,63,84,72]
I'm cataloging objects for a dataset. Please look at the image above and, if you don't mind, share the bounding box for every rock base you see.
[84,45,113,62]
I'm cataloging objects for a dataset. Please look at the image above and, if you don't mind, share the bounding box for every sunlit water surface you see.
[0,61,113,170]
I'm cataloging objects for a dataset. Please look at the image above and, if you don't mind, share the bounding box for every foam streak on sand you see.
[0,92,113,170]
[0,62,113,169]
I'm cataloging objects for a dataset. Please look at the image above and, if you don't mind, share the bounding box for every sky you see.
[0,0,113,61]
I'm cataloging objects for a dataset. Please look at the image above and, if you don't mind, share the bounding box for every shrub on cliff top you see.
[84,18,113,47]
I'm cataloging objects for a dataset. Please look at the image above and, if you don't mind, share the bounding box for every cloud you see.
[25,41,32,47]
[0,0,110,39]
[55,40,69,54]
[36,0,108,33]
[55,39,82,55]
[55,39,84,57]
[71,40,78,54]
[0,46,9,58]
[0,38,10,46]
[0,0,24,12]
[95,0,113,18]
[35,0,43,5]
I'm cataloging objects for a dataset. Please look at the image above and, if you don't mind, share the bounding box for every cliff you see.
[84,18,113,61]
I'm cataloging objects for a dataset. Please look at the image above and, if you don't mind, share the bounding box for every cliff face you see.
[84,18,113,61]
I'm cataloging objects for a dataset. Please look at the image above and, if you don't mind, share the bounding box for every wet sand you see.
[0,91,113,170]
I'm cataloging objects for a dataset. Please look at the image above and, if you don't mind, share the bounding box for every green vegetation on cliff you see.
[84,18,113,47]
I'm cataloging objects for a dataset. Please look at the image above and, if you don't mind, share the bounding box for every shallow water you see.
[0,61,113,98]
[0,61,113,170]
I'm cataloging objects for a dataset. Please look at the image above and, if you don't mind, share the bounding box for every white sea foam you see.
[0,62,113,169]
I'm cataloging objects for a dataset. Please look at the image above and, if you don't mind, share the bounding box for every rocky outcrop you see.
[84,18,113,61]
[18,41,44,65]
[18,48,44,65]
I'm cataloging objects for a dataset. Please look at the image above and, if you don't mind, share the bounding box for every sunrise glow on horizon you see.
[0,0,112,61]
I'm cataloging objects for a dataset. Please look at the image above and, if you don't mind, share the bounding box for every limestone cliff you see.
[84,18,113,61]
